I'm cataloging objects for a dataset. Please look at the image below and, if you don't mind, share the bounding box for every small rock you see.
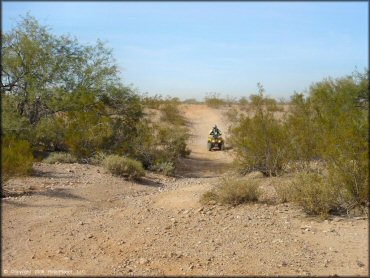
[87,234,94,239]
[356,260,365,267]
[139,258,149,265]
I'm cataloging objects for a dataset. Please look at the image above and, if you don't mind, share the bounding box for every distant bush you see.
[239,96,249,106]
[102,155,144,179]
[201,177,261,206]
[43,152,77,164]
[183,98,199,104]
[2,135,34,183]
[160,101,186,126]
[204,92,226,108]
[141,93,165,109]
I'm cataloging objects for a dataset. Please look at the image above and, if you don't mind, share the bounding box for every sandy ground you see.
[1,104,368,276]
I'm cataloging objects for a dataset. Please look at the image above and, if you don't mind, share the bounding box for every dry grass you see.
[43,152,77,164]
[102,155,144,179]
[201,177,261,205]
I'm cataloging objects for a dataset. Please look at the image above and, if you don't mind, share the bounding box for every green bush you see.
[43,152,77,164]
[229,84,289,176]
[33,116,68,151]
[64,109,113,159]
[131,120,190,170]
[285,72,369,209]
[2,135,34,182]
[201,177,261,206]
[102,155,144,179]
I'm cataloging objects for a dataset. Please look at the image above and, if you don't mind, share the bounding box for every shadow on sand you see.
[175,155,232,178]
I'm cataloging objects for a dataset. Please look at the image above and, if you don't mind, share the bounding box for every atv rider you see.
[209,125,222,137]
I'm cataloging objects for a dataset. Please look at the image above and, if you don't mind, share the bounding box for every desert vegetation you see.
[201,177,261,205]
[1,15,190,182]
[2,14,368,218]
[225,74,368,215]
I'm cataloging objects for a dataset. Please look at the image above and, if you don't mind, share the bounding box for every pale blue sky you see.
[2,1,368,100]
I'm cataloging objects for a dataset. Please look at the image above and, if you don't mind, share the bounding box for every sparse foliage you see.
[102,155,144,179]
[1,135,34,183]
[43,152,77,164]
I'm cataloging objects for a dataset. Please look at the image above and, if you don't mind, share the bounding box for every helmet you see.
[214,124,217,128]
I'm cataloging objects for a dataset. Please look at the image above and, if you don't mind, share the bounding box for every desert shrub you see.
[200,191,219,205]
[288,173,341,215]
[88,151,108,165]
[130,120,190,170]
[239,96,249,106]
[217,177,261,205]
[1,95,32,140]
[102,155,144,179]
[204,92,226,108]
[2,135,34,183]
[285,93,320,163]
[274,183,291,203]
[150,161,174,176]
[202,177,261,205]
[32,116,68,151]
[160,101,186,126]
[43,152,77,164]
[141,93,165,109]
[285,72,369,209]
[229,83,289,176]
[64,110,113,159]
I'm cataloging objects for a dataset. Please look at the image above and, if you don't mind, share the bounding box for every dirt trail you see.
[154,104,233,210]
[176,104,233,178]
[2,104,368,276]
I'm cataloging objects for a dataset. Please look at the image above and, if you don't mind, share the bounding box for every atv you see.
[207,133,225,151]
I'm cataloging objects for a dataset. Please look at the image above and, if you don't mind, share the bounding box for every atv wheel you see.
[207,142,212,151]
[220,143,225,151]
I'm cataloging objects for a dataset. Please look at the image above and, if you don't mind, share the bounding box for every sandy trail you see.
[175,104,233,178]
